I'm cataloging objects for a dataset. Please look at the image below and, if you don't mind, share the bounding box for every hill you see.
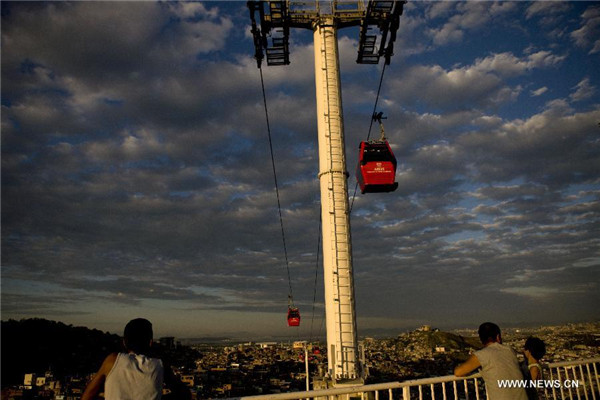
[413,330,481,352]
[1,318,122,387]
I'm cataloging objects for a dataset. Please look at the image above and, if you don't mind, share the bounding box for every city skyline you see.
[2,1,599,338]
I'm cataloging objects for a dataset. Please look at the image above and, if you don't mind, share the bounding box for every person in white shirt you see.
[454,322,528,400]
[82,318,190,400]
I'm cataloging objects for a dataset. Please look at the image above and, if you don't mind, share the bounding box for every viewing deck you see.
[228,358,599,400]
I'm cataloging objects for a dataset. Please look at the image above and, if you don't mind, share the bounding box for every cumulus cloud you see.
[427,1,516,46]
[571,4,600,54]
[385,50,565,111]
[525,2,572,20]
[570,77,596,102]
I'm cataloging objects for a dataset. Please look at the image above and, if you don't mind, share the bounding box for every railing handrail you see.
[545,356,600,368]
[230,374,484,400]
[227,357,600,400]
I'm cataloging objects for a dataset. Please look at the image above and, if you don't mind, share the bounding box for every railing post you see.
[557,368,566,399]
[401,386,409,400]
[585,363,596,400]
[594,363,600,399]
[565,367,574,399]
[575,364,586,400]
[474,377,481,400]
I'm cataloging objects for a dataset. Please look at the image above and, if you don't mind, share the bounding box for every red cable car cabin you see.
[356,140,398,194]
[287,307,300,327]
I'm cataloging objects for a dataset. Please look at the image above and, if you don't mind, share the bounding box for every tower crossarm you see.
[248,1,291,66]
[357,0,406,64]
[249,1,406,66]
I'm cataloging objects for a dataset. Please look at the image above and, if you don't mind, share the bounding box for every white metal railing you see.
[225,358,599,400]
[545,358,600,400]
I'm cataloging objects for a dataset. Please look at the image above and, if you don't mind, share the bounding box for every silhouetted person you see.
[523,336,546,380]
[523,336,547,399]
[454,322,527,400]
[82,318,190,400]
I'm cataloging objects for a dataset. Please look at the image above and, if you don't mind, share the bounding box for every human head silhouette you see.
[478,322,501,345]
[123,318,153,354]
[524,337,546,360]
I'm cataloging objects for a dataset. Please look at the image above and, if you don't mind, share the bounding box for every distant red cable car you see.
[356,140,398,194]
[287,307,300,327]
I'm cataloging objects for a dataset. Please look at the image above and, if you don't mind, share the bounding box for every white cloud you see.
[429,23,463,46]
[531,87,548,97]
[501,283,596,299]
[571,4,600,54]
[388,50,562,110]
[168,2,220,19]
[426,2,454,20]
[500,286,561,299]
[158,3,234,59]
[525,2,571,20]
[526,50,566,68]
[570,77,596,102]
[427,1,516,46]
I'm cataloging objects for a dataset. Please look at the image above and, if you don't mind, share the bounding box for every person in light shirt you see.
[454,322,528,400]
[82,318,190,400]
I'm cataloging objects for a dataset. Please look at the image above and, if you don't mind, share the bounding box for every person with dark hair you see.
[524,336,546,380]
[82,318,190,400]
[522,337,547,400]
[123,317,154,354]
[454,322,527,400]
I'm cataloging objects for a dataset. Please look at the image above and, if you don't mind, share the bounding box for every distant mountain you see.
[393,328,483,360]
[411,330,481,350]
[1,318,122,387]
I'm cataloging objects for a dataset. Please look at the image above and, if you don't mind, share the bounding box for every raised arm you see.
[81,353,118,400]
[454,354,481,377]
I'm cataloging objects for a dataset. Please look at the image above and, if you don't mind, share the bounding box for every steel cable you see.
[258,67,294,303]
[349,62,387,214]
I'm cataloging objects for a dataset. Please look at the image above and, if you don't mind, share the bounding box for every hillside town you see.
[2,322,598,400]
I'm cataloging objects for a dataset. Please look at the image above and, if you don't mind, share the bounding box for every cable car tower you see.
[248,0,405,385]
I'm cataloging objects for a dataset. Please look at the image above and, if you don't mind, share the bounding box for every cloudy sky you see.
[2,1,599,339]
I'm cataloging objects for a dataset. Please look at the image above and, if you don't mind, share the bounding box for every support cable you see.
[259,67,294,304]
[349,62,387,213]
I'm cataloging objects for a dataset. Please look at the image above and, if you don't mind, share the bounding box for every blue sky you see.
[2,1,599,339]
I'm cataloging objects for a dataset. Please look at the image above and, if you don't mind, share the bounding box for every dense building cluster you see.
[181,341,324,397]
[363,322,600,383]
[2,322,598,400]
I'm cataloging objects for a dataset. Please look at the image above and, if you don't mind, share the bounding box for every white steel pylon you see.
[248,0,405,385]
[314,18,360,382]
